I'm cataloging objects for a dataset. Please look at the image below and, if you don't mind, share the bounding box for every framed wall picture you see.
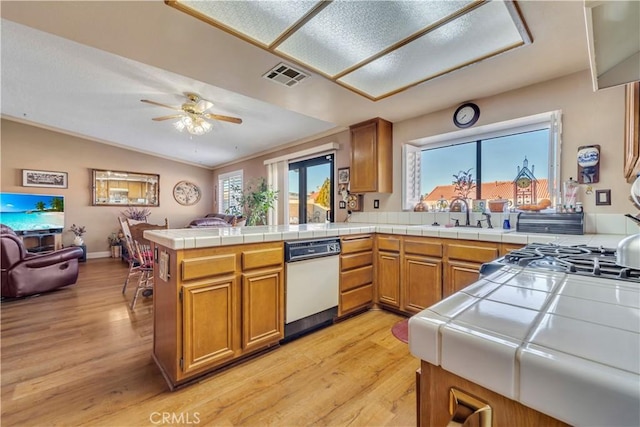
[22,169,68,188]
[595,189,611,206]
[338,167,350,184]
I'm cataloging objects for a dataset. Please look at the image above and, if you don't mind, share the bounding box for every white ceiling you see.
[0,1,590,169]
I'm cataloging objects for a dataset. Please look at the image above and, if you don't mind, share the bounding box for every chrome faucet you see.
[450,197,471,227]
[482,212,493,229]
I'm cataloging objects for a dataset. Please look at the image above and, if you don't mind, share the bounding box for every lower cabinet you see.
[377,251,401,308]
[182,276,238,375]
[443,240,499,298]
[417,361,569,427]
[339,235,374,317]
[152,241,284,389]
[403,255,442,314]
[241,268,283,353]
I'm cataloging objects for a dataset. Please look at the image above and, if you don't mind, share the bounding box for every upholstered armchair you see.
[1,224,84,298]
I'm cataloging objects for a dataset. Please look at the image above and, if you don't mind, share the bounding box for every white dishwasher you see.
[284,237,341,341]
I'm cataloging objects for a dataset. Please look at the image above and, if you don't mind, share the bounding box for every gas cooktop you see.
[499,243,640,283]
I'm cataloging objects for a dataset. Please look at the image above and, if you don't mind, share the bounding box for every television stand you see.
[21,233,62,254]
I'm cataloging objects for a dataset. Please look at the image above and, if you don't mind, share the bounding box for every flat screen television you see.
[0,192,65,235]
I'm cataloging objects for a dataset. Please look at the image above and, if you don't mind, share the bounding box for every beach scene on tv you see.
[0,193,65,233]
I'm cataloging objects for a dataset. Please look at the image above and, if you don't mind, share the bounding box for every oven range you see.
[481,242,640,283]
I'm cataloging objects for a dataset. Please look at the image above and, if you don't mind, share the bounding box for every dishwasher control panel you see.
[284,238,341,262]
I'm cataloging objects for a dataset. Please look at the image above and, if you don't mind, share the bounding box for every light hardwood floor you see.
[1,258,418,427]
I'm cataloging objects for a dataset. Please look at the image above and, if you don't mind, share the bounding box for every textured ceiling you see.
[0,1,590,169]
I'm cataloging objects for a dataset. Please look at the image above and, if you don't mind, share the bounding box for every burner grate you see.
[502,243,640,282]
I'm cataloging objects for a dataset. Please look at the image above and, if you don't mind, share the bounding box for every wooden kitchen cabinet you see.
[500,243,524,256]
[339,235,374,317]
[349,117,393,193]
[402,237,443,314]
[153,241,284,389]
[443,240,499,298]
[376,235,401,309]
[417,361,569,427]
[624,81,640,183]
[181,276,239,375]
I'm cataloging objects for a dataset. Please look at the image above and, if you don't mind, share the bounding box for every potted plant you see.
[451,168,475,212]
[108,232,123,258]
[121,207,151,222]
[69,224,86,246]
[227,177,278,226]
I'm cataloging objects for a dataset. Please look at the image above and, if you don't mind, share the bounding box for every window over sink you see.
[403,111,562,211]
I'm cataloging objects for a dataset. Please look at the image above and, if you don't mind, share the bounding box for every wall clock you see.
[347,194,363,211]
[173,180,201,206]
[453,102,480,128]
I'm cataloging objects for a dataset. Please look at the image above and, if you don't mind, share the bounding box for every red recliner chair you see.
[1,224,84,298]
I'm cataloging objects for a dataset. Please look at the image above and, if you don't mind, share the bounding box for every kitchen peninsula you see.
[145,223,637,426]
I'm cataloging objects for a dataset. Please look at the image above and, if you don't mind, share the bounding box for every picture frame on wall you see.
[22,169,68,189]
[338,167,350,184]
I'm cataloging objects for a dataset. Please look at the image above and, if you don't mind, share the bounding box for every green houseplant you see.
[227,177,278,226]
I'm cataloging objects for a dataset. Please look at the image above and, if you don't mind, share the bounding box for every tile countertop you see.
[143,222,631,250]
[408,233,640,427]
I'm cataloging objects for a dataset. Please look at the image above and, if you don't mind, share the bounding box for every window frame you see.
[403,111,562,210]
[217,169,244,215]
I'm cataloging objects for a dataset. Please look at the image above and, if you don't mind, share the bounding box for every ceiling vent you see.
[263,63,309,87]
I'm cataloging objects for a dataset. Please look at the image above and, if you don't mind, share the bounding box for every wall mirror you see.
[92,169,159,206]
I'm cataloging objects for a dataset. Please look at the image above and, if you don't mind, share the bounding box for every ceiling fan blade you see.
[195,99,213,113]
[141,99,182,112]
[204,113,243,124]
[152,114,184,121]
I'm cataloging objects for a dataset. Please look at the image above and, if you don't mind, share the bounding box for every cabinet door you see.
[377,251,401,308]
[182,277,238,374]
[403,255,442,314]
[350,121,378,192]
[241,268,284,353]
[624,82,640,182]
[444,260,481,298]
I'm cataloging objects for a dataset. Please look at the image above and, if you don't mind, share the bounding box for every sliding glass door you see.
[288,154,334,224]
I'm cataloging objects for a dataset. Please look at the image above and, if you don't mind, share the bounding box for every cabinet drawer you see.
[377,235,400,252]
[242,248,283,270]
[404,238,442,257]
[446,243,499,263]
[182,254,236,281]
[340,284,373,314]
[341,251,373,271]
[341,265,373,292]
[341,236,373,254]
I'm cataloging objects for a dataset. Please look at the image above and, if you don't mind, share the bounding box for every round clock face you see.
[453,103,480,128]
[517,177,532,188]
[173,181,201,206]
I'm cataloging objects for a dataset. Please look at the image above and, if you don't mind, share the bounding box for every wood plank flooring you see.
[1,258,418,426]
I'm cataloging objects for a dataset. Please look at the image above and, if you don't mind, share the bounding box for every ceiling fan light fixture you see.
[173,115,212,135]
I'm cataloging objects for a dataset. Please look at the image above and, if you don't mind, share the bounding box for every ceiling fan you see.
[141,92,242,135]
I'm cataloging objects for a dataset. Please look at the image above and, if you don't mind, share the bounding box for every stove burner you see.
[502,243,640,283]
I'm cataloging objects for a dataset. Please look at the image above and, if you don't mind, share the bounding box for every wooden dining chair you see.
[126,218,168,309]
[118,216,141,295]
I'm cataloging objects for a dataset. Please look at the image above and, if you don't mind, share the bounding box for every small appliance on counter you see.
[516,211,584,235]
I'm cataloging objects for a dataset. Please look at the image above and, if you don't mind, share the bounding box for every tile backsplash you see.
[349,212,638,235]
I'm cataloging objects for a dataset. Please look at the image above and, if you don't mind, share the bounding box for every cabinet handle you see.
[446,388,492,427]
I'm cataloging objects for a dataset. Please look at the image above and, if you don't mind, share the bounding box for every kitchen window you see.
[403,111,561,210]
[218,169,243,214]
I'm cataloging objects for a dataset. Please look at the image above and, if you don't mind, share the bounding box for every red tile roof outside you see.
[422,179,550,209]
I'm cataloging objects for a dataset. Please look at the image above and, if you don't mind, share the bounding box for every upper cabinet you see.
[624,82,640,183]
[349,118,393,193]
[585,1,639,91]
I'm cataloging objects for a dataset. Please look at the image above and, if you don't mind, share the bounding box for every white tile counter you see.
[409,246,640,427]
[144,221,631,250]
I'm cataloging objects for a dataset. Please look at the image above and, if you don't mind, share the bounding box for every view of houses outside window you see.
[420,129,550,211]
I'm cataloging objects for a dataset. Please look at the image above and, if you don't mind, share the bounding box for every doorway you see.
[288,154,334,224]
